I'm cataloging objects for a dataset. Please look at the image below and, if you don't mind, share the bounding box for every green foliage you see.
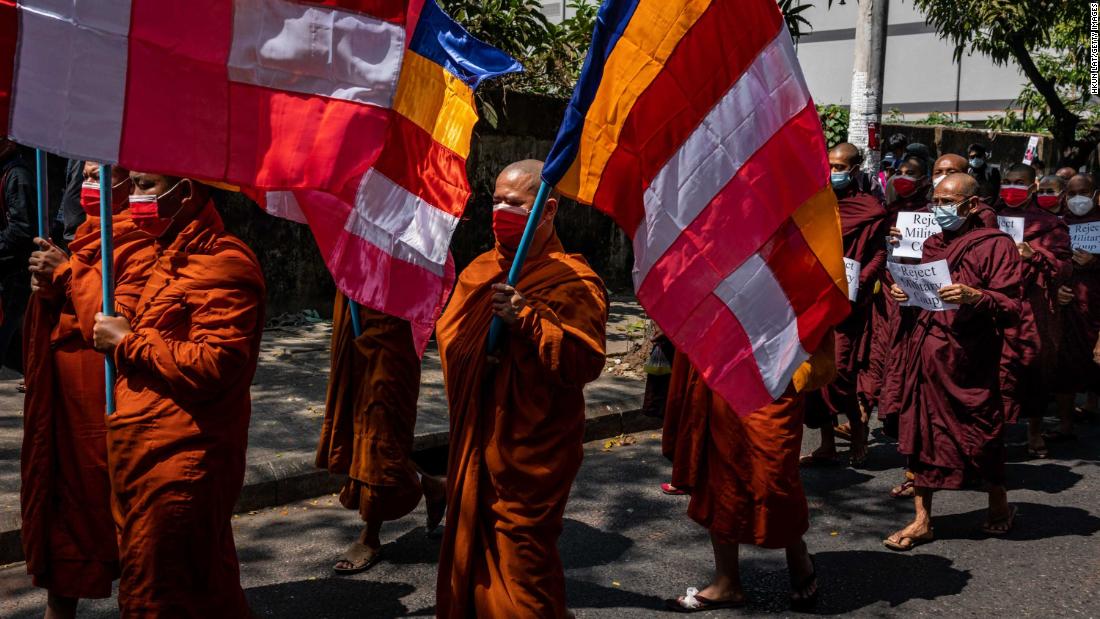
[779,0,813,40]
[817,104,849,147]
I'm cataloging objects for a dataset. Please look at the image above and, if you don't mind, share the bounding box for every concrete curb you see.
[0,386,651,566]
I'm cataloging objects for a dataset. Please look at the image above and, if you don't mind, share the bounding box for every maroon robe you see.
[996,201,1073,422]
[897,224,1022,489]
[1053,210,1100,393]
[806,189,887,426]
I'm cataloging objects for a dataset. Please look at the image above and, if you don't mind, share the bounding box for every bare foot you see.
[422,474,447,531]
[786,542,817,606]
[883,520,933,551]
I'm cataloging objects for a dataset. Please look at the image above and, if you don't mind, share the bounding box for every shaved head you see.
[933,154,968,178]
[497,160,544,197]
[1038,174,1066,192]
[1067,173,1096,195]
[897,154,928,178]
[1004,163,1037,185]
[1056,167,1077,181]
[829,143,861,167]
[938,172,979,199]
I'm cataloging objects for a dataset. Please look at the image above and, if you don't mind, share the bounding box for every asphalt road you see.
[3,420,1099,618]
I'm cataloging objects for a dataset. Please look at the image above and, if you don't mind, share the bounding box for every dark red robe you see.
[996,201,1073,422]
[1053,210,1100,393]
[806,189,887,426]
[896,224,1022,489]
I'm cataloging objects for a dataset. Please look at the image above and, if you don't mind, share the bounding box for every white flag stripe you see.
[713,253,809,399]
[228,0,405,108]
[344,168,457,276]
[633,28,809,289]
[10,0,131,162]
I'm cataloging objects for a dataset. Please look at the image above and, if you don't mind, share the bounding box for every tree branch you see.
[1006,33,1078,133]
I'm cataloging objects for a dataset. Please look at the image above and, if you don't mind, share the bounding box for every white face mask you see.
[932,174,946,188]
[1067,195,1095,216]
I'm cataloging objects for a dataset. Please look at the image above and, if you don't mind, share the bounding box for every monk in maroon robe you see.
[996,164,1073,458]
[884,174,1022,551]
[1052,174,1100,437]
[803,143,886,466]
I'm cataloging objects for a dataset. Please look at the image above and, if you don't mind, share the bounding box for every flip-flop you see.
[789,554,819,613]
[665,588,747,613]
[333,541,381,575]
[890,479,915,498]
[661,483,687,495]
[1041,430,1077,443]
[883,530,934,552]
[980,504,1018,536]
[834,423,853,441]
[799,453,842,467]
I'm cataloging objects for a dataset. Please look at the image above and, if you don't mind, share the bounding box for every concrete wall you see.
[880,123,1054,171]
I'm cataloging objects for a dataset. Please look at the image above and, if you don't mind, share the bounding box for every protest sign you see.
[893,211,941,259]
[887,259,958,312]
[844,258,860,302]
[1070,221,1100,253]
[998,216,1025,244]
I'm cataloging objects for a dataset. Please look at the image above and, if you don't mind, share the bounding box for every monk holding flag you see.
[435,160,608,619]
[317,293,446,574]
[92,173,265,616]
[884,173,1022,551]
[21,162,152,618]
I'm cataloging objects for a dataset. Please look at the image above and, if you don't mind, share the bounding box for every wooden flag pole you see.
[486,181,552,354]
[100,165,117,415]
[33,150,48,238]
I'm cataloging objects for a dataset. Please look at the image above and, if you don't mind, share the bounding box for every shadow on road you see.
[815,550,971,613]
[246,578,424,618]
[1005,462,1085,494]
[931,502,1100,542]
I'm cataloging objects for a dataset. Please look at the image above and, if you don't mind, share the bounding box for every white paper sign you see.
[1023,135,1040,165]
[894,211,941,259]
[843,258,860,302]
[1070,222,1100,253]
[887,259,958,312]
[997,216,1025,244]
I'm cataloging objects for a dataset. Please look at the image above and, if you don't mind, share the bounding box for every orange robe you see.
[106,201,265,617]
[316,292,423,522]
[664,341,835,548]
[435,235,608,619]
[20,210,155,598]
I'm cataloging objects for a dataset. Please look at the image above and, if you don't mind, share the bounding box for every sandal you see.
[665,588,747,613]
[333,541,382,575]
[660,482,687,496]
[883,529,934,552]
[799,453,842,467]
[980,504,1017,537]
[789,554,819,612]
[834,423,853,441]
[889,479,915,498]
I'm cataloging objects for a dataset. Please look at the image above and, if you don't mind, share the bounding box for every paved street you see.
[3,420,1098,617]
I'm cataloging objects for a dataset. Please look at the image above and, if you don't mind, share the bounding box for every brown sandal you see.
[883,529,934,551]
[334,542,381,575]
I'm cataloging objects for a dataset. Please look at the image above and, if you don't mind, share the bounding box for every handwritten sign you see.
[894,211,941,259]
[1070,222,1100,253]
[998,216,1025,244]
[887,259,958,312]
[1022,135,1040,165]
[843,258,860,302]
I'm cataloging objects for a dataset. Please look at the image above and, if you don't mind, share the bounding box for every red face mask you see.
[80,179,132,216]
[892,175,918,198]
[492,206,530,250]
[1000,185,1031,208]
[1036,194,1061,211]
[129,181,184,238]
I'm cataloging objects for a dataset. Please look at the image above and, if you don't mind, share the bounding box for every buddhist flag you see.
[543,0,849,414]
[5,0,520,353]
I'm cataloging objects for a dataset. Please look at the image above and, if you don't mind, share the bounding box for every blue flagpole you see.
[349,299,363,338]
[487,181,552,354]
[100,165,116,415]
[34,150,48,238]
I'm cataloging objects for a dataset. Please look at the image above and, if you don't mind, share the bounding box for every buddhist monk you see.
[316,293,446,574]
[22,162,151,619]
[997,164,1073,458]
[1051,174,1100,439]
[664,342,835,612]
[1056,166,1078,182]
[92,173,265,616]
[435,160,608,619]
[1037,175,1067,213]
[803,143,887,466]
[884,173,1022,551]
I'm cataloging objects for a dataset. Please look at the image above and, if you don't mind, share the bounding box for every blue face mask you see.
[969,157,985,169]
[932,200,967,231]
[831,171,852,191]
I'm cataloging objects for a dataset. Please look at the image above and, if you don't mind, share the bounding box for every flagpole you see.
[34,150,48,238]
[100,165,117,415]
[487,181,552,354]
[349,299,363,338]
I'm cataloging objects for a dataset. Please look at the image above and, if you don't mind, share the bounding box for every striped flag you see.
[5,0,519,353]
[543,0,849,414]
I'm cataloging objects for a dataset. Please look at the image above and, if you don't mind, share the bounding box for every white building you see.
[539,0,1028,122]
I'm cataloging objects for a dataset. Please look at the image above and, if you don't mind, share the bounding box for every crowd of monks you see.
[14,149,1100,617]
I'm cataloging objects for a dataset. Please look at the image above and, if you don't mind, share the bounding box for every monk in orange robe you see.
[435,160,608,619]
[663,341,835,612]
[22,162,153,619]
[92,173,265,617]
[316,292,446,574]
